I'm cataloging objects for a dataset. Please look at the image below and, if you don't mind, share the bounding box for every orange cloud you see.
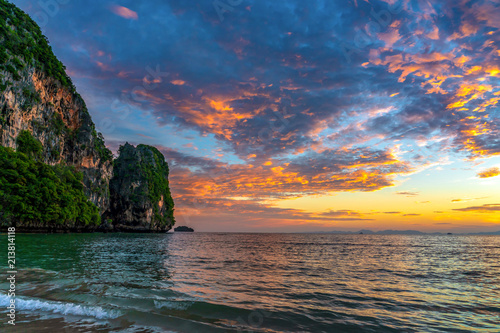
[449,22,479,40]
[110,5,138,20]
[477,167,500,178]
[162,146,411,218]
[426,26,439,40]
[378,26,401,48]
[161,87,269,141]
[171,80,186,85]
[368,12,499,160]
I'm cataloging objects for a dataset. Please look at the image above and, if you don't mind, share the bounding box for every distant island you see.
[174,226,194,232]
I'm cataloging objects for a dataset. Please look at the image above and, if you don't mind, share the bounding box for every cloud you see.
[452,197,488,203]
[319,209,362,217]
[137,133,153,139]
[396,191,419,197]
[110,5,138,20]
[453,204,500,212]
[162,145,412,204]
[171,80,186,86]
[24,0,499,163]
[477,167,500,178]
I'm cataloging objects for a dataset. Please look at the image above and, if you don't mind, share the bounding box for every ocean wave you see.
[115,325,176,333]
[154,300,194,310]
[0,294,120,319]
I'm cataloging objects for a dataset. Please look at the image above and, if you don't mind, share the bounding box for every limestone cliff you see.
[0,1,113,214]
[0,1,175,232]
[106,143,175,232]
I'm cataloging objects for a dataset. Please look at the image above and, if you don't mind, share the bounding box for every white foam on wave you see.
[154,300,193,310]
[0,294,120,319]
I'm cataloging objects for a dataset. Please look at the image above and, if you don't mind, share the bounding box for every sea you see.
[0,233,499,332]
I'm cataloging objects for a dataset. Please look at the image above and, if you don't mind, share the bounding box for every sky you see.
[11,0,500,232]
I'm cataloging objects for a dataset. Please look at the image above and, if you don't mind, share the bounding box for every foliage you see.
[0,79,10,92]
[0,0,73,89]
[112,144,175,228]
[95,130,113,162]
[0,2,117,229]
[137,144,176,225]
[0,1,113,164]
[0,145,101,228]
[16,130,42,158]
[4,63,19,80]
[11,55,23,70]
[0,48,7,64]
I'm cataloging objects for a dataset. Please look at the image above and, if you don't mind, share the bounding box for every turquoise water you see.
[1,233,499,332]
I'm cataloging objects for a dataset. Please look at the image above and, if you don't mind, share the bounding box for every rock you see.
[174,226,194,232]
[0,1,113,215]
[106,143,175,232]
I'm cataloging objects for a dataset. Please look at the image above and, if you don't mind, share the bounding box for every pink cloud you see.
[110,5,138,20]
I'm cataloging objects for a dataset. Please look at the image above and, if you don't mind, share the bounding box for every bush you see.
[0,0,74,90]
[94,129,113,162]
[0,145,101,228]
[0,49,8,64]
[11,56,23,70]
[16,130,42,158]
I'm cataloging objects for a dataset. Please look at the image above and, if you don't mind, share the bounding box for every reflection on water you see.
[1,233,500,332]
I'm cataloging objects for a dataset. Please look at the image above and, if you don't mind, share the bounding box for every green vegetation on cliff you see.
[0,0,72,88]
[16,129,42,158]
[0,1,175,231]
[0,132,100,229]
[137,144,175,224]
[0,0,113,164]
[109,143,175,231]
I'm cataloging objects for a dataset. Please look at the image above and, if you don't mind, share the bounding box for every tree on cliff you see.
[0,132,100,229]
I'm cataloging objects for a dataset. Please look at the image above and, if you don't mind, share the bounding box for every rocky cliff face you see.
[0,1,175,232]
[0,1,113,214]
[106,143,175,232]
